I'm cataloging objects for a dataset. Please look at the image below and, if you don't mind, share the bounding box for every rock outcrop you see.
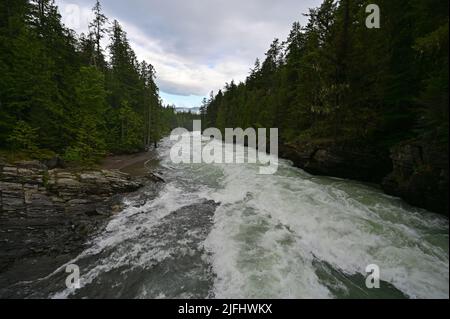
[279,141,392,184]
[278,138,448,216]
[0,160,145,274]
[382,140,449,216]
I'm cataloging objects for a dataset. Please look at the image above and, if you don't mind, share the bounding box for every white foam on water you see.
[199,138,449,299]
[48,135,449,299]
[50,179,210,299]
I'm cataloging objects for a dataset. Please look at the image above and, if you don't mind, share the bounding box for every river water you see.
[14,135,450,299]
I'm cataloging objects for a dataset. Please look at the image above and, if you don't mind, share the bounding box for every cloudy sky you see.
[56,0,321,108]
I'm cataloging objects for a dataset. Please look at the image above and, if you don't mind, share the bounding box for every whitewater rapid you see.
[20,135,449,299]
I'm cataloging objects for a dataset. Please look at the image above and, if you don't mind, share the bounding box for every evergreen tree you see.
[204,0,449,151]
[0,0,169,163]
[89,0,108,69]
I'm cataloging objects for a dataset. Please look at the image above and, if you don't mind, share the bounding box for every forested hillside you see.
[0,0,176,164]
[201,0,448,213]
[202,0,448,149]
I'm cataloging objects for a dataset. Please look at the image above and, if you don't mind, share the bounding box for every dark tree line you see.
[0,0,176,164]
[203,0,448,152]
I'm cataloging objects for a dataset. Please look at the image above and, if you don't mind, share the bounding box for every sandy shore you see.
[101,150,159,177]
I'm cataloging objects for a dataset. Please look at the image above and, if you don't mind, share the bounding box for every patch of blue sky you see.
[160,91,205,109]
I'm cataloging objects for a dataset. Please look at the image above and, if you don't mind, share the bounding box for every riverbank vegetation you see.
[202,0,448,151]
[0,0,178,165]
[200,0,448,214]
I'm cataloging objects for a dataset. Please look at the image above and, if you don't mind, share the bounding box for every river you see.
[13,135,449,299]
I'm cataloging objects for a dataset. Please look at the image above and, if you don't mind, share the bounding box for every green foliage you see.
[116,101,145,152]
[414,21,449,142]
[1,0,447,165]
[204,0,449,150]
[63,122,107,165]
[7,120,38,152]
[0,0,172,164]
[174,110,201,131]
[62,147,84,164]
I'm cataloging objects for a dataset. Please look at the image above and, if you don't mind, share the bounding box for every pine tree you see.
[89,0,108,69]
[0,0,168,162]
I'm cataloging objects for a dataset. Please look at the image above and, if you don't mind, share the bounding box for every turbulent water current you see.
[11,135,449,299]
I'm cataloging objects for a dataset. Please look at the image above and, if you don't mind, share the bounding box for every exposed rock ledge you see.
[279,139,448,216]
[382,140,449,215]
[279,141,392,184]
[0,159,147,276]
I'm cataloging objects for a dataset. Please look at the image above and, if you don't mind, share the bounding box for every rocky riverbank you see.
[0,157,159,291]
[279,140,392,184]
[382,139,449,215]
[279,138,448,216]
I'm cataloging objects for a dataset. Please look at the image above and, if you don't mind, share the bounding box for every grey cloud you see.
[58,0,322,97]
[102,0,319,61]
